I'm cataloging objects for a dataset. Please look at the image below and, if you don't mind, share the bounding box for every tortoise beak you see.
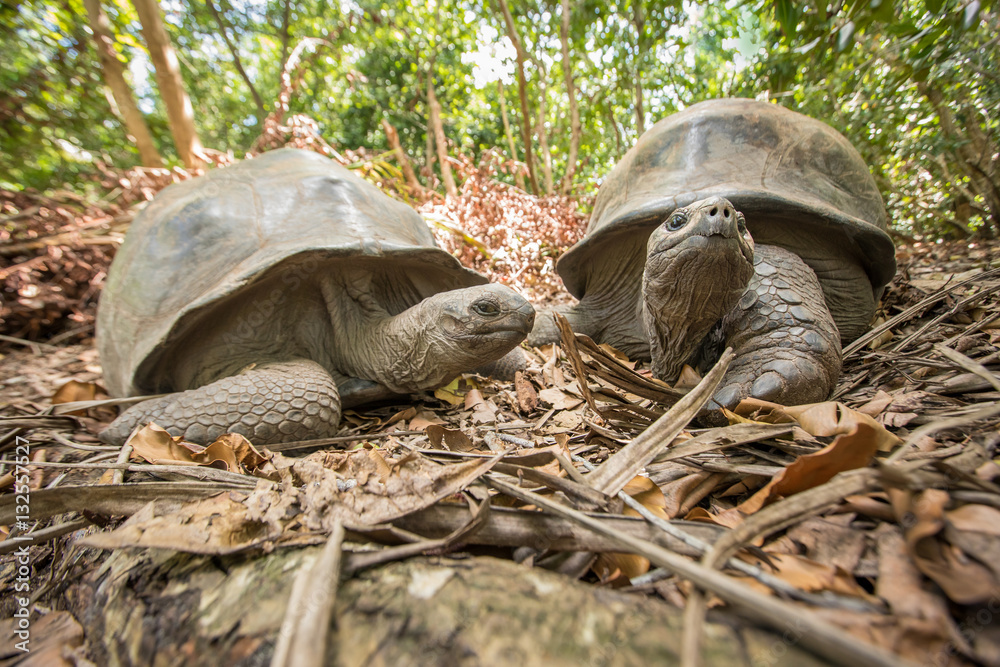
[479,302,534,336]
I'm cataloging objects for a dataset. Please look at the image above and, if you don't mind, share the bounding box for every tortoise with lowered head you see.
[528,98,895,407]
[98,148,534,445]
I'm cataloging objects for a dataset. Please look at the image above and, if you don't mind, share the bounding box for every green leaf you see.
[924,0,944,12]
[774,0,799,39]
[870,0,896,22]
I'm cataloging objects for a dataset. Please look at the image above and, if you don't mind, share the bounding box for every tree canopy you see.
[2,0,997,237]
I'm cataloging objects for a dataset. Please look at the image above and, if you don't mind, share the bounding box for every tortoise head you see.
[645,196,755,274]
[432,282,535,347]
[383,283,534,392]
[641,196,755,380]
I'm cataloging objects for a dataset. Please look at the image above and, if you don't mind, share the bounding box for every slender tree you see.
[427,69,457,197]
[130,0,204,169]
[83,0,163,167]
[558,0,581,194]
[495,0,540,194]
[204,0,266,127]
[498,80,527,190]
[382,118,423,194]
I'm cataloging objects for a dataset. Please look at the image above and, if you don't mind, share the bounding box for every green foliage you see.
[0,0,158,190]
[738,0,1000,237]
[3,0,996,238]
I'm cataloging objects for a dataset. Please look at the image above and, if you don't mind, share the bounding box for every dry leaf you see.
[514,370,539,413]
[470,398,498,425]
[890,488,1000,604]
[127,423,203,465]
[51,379,98,404]
[875,524,968,659]
[408,410,447,430]
[538,385,585,410]
[741,551,872,598]
[435,376,477,406]
[426,424,475,452]
[385,406,417,426]
[80,493,266,554]
[684,506,746,529]
[212,432,269,472]
[674,365,702,390]
[735,401,898,514]
[598,343,637,369]
[786,516,867,573]
[249,449,502,530]
[126,424,266,473]
[856,390,894,418]
[946,503,1000,537]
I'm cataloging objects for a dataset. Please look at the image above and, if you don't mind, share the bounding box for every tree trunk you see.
[535,81,554,195]
[130,0,205,169]
[558,0,581,195]
[382,118,423,194]
[427,73,457,197]
[632,0,646,135]
[918,81,1000,238]
[205,0,266,127]
[279,0,291,88]
[496,0,540,195]
[498,80,526,190]
[607,101,624,155]
[83,0,163,168]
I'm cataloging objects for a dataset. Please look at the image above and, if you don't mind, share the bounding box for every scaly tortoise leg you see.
[712,245,842,409]
[99,360,342,446]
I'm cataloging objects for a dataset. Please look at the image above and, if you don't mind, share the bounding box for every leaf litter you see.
[1,162,1000,665]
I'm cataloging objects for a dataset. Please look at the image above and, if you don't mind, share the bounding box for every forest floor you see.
[1,152,999,666]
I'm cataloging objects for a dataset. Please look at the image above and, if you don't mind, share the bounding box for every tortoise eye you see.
[736,212,748,233]
[473,301,501,317]
[666,211,688,231]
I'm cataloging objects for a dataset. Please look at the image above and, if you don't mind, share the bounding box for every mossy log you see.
[65,547,829,666]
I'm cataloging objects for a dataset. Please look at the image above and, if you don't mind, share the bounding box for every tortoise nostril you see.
[723,208,730,218]
[710,207,718,216]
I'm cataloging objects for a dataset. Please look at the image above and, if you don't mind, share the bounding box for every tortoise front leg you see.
[712,245,842,409]
[100,360,342,446]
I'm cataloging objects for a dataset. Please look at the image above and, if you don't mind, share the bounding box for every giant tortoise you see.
[98,148,534,445]
[529,98,895,407]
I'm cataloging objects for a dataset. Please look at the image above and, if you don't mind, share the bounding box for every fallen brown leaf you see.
[80,493,266,554]
[51,379,97,405]
[514,370,539,413]
[426,424,476,452]
[408,410,447,430]
[734,401,897,514]
[126,423,267,473]
[889,488,1000,604]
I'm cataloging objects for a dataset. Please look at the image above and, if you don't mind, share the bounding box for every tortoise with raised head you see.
[528,98,895,407]
[99,148,534,445]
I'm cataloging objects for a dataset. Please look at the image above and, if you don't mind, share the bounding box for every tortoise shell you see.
[557,98,895,341]
[98,148,485,395]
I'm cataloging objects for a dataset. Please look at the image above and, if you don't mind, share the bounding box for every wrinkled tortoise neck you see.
[319,274,450,393]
